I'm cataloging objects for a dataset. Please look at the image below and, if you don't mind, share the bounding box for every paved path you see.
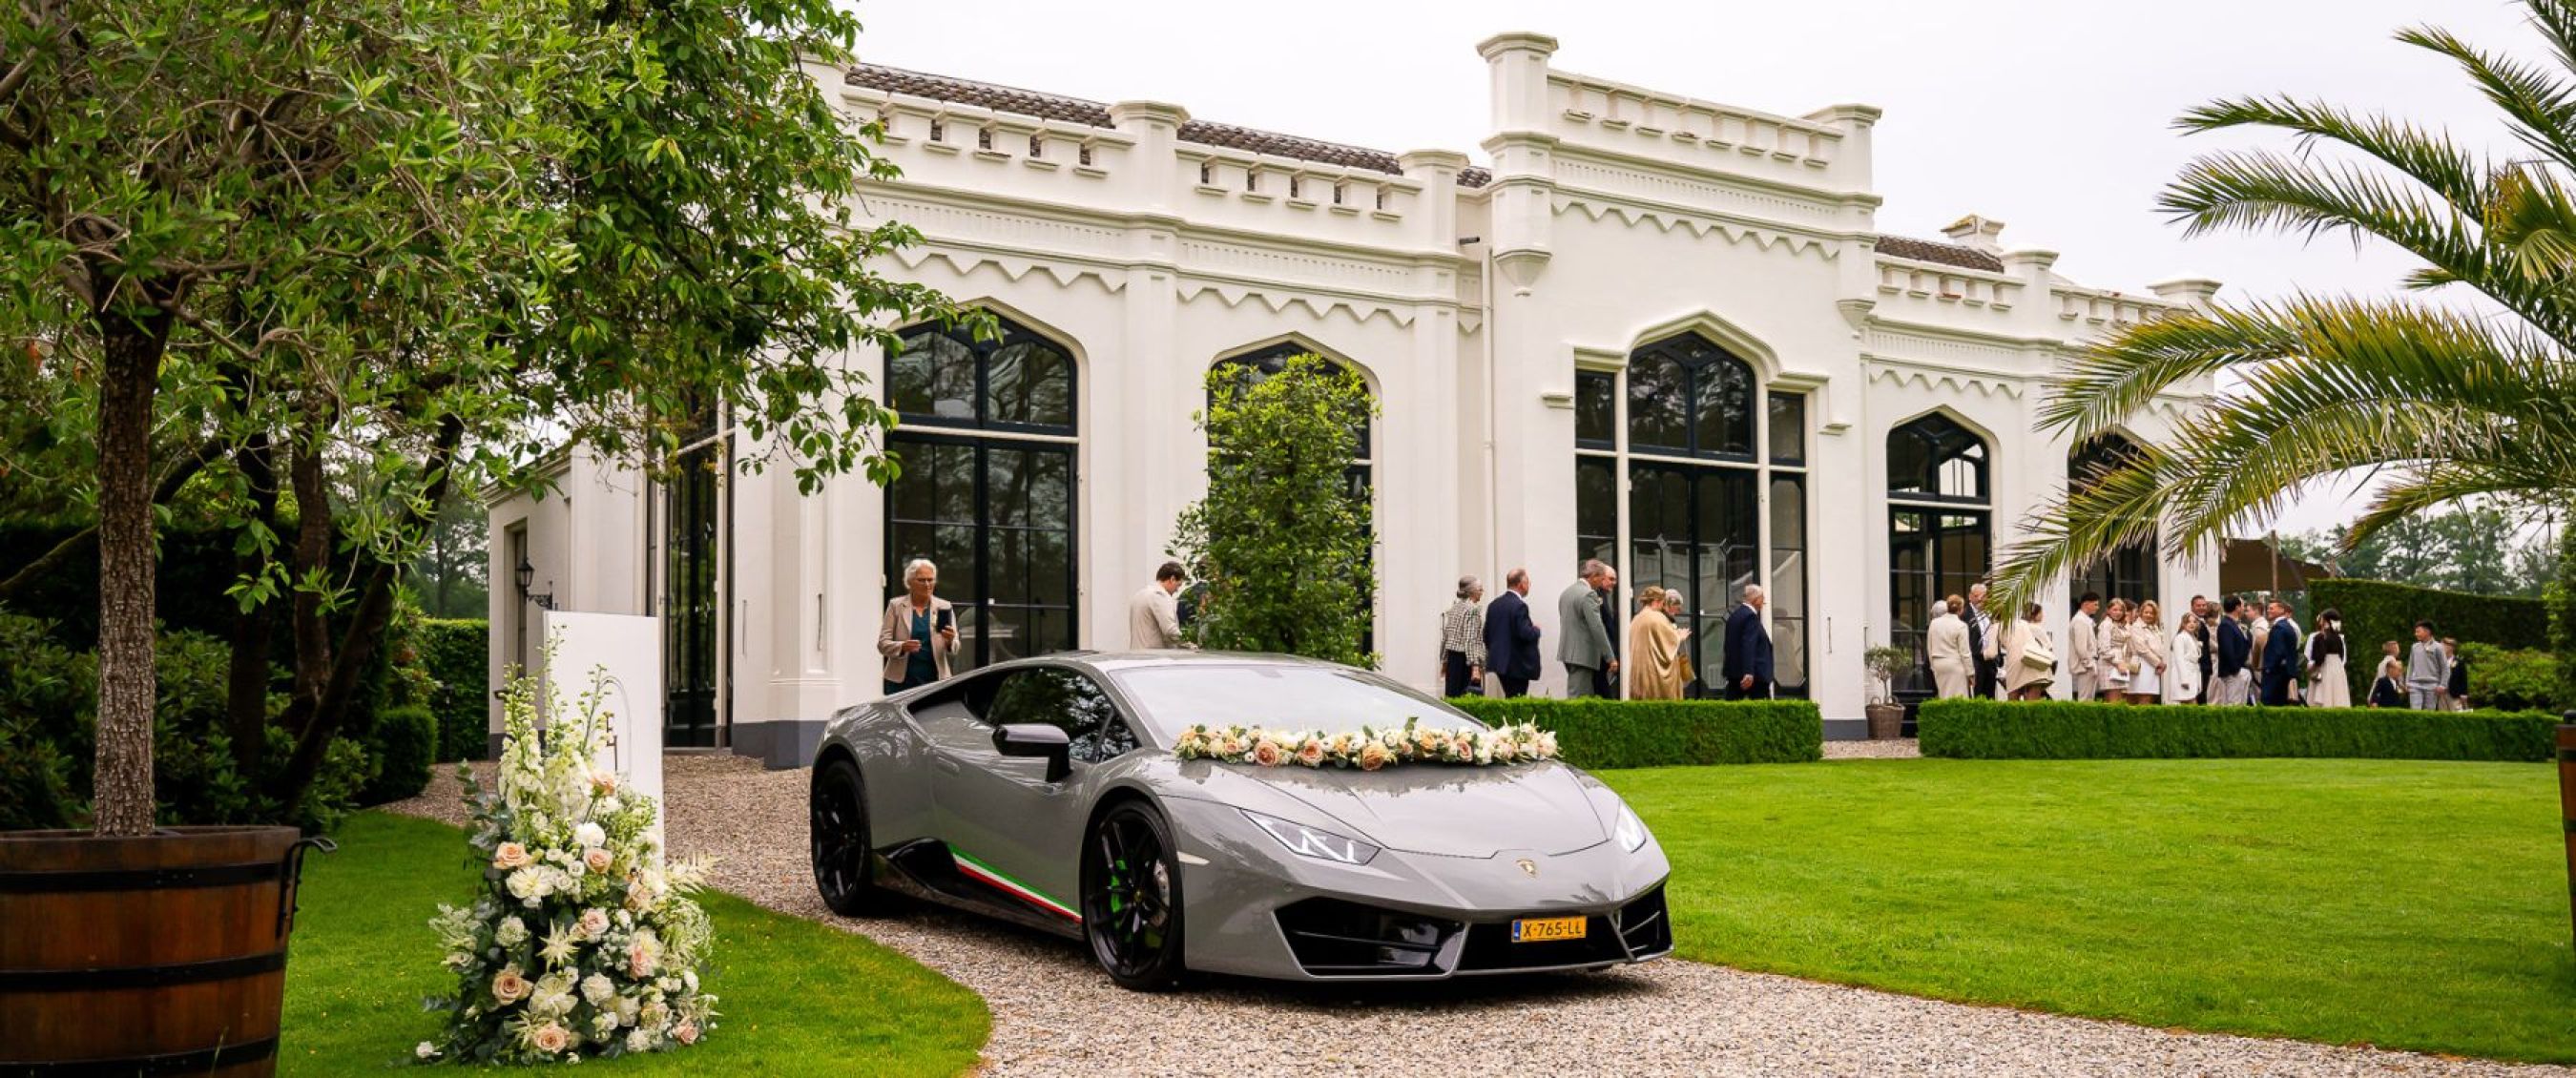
[388,756,2566,1077]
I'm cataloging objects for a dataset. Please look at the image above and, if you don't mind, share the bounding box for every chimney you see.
[1942,215,2006,253]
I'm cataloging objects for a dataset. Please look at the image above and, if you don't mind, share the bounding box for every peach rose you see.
[584,847,614,874]
[490,967,531,1005]
[1358,742,1390,771]
[492,842,531,871]
[1251,740,1284,767]
[629,942,658,978]
[590,769,619,797]
[1295,740,1326,767]
[673,1022,700,1045]
[578,908,610,940]
[1493,738,1518,761]
[530,1022,571,1054]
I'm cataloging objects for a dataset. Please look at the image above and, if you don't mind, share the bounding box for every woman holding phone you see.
[881,558,962,694]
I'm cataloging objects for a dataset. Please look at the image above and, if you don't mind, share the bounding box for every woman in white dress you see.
[2127,600,2168,703]
[2305,608,2352,708]
[2169,612,2205,703]
[2096,598,2133,701]
[1926,595,1972,699]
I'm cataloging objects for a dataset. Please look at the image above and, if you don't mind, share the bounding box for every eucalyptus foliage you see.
[0,0,959,833]
[1988,0,2576,612]
[1169,355,1378,668]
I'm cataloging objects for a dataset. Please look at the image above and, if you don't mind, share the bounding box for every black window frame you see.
[2069,432,2158,606]
[1885,413,1994,698]
[1625,335,1756,463]
[887,319,1079,438]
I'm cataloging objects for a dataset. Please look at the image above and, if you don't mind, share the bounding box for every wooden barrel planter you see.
[0,826,331,1076]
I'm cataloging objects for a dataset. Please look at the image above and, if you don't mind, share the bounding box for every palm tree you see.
[1988,0,2576,607]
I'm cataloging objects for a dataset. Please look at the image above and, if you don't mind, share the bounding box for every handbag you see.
[2018,629,2056,673]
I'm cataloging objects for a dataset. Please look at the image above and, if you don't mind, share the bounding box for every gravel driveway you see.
[386,756,2566,1077]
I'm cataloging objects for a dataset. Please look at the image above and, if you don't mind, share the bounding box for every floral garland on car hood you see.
[1171,717,1558,770]
[420,666,717,1065]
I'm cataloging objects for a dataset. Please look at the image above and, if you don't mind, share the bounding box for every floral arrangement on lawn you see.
[418,667,717,1065]
[1171,717,1558,770]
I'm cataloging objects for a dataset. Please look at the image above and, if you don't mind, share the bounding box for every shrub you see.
[2307,579,2548,702]
[359,705,438,805]
[0,716,76,831]
[2554,517,2576,711]
[417,618,489,760]
[1446,697,1822,768]
[2458,643,2560,714]
[1917,697,2554,762]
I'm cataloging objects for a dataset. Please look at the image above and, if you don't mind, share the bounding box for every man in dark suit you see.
[1482,567,1543,698]
[1722,584,1774,700]
[2260,598,2302,706]
[2212,595,2253,705]
[1965,583,1999,699]
[1597,571,1623,699]
[2190,595,2217,703]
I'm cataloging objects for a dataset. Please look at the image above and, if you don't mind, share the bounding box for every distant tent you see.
[2218,537,2337,594]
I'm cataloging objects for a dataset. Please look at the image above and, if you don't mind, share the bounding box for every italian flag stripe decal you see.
[951,849,1083,923]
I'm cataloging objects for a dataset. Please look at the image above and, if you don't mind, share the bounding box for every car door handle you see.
[932,756,961,776]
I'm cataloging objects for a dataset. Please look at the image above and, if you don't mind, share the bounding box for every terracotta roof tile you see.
[1874,235,2005,273]
[846,63,1490,188]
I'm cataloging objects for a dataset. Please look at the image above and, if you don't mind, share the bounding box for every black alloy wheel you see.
[1081,801,1188,990]
[810,757,879,915]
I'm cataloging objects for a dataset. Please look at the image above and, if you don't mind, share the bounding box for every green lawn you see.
[1605,757,2576,1063]
[280,812,988,1075]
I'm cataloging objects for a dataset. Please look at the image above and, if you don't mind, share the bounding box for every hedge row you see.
[1917,697,2557,762]
[1446,697,1822,768]
[416,618,488,761]
[2306,579,2548,703]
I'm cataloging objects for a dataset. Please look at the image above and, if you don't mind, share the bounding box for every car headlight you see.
[1242,809,1380,865]
[1612,803,1650,853]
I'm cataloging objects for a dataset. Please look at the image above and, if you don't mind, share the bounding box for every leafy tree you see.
[1170,355,1378,667]
[2278,504,2558,596]
[0,0,960,833]
[410,490,489,620]
[1986,1,2576,611]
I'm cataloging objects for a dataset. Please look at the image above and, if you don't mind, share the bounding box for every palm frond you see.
[2175,94,2485,209]
[2399,25,2576,174]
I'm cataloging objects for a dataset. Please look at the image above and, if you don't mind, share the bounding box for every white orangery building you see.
[488,31,2221,761]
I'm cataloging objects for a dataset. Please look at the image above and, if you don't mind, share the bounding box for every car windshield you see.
[1110,664,1485,742]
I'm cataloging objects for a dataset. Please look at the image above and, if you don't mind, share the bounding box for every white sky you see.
[849,0,2536,536]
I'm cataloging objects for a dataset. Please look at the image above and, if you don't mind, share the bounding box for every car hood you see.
[1177,760,1610,858]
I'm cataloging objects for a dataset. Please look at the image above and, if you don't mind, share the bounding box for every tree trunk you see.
[225,434,280,776]
[287,440,331,732]
[92,309,171,837]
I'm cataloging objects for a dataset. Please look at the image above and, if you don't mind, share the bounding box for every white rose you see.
[596,795,622,816]
[616,997,640,1026]
[415,1042,440,1060]
[582,972,616,1005]
[496,917,529,946]
[592,1010,620,1038]
[505,869,542,902]
[681,970,697,994]
[575,822,608,849]
[625,1028,652,1053]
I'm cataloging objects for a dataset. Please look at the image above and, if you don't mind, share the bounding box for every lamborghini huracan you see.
[807,651,1672,989]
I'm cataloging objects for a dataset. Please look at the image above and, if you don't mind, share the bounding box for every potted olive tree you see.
[1863,645,1914,740]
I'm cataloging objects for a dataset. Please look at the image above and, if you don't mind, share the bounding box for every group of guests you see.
[1924,587,2475,710]
[1440,560,1776,701]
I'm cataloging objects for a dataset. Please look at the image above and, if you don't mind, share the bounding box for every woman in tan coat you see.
[2001,602,2053,700]
[881,557,962,694]
[1625,586,1692,700]
[2126,600,2169,704]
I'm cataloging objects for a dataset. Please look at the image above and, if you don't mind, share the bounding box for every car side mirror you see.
[994,723,1070,782]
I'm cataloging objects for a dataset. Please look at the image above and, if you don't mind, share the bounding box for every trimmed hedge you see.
[1917,697,2556,762]
[2457,643,2560,714]
[2307,579,2547,703]
[357,704,438,805]
[416,618,488,760]
[1446,697,1822,768]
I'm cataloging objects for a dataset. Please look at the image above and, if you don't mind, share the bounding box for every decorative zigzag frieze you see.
[1551,198,1839,261]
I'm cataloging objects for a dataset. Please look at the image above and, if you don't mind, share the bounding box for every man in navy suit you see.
[2212,594,2254,705]
[1722,584,1774,700]
[1481,567,1543,697]
[2260,598,2303,706]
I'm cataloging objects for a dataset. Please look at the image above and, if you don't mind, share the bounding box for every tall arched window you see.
[2070,432,2156,608]
[1574,332,1810,696]
[1212,342,1376,647]
[884,314,1079,672]
[1886,413,1991,696]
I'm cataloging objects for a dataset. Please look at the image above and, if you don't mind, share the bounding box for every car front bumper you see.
[1161,797,1674,982]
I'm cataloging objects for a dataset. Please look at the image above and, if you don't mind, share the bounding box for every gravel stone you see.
[382,755,2566,1077]
[1822,738,1922,760]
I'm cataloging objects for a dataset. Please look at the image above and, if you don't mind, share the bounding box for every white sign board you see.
[540,611,665,838]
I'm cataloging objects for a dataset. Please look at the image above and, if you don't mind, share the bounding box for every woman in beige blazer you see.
[882,558,962,694]
[1625,587,1692,700]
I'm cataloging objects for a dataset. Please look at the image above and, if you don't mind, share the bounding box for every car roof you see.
[1061,650,1341,674]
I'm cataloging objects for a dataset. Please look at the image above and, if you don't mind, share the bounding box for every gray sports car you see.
[807,651,1672,989]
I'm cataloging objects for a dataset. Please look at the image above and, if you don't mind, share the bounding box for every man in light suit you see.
[2212,595,2253,705]
[2067,593,2101,701]
[1723,584,1774,700]
[2406,620,2451,711]
[1483,568,1543,698]
[2259,598,2302,706]
[1556,560,1618,697]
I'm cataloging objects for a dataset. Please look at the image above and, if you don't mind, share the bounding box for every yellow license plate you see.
[1511,916,1587,943]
